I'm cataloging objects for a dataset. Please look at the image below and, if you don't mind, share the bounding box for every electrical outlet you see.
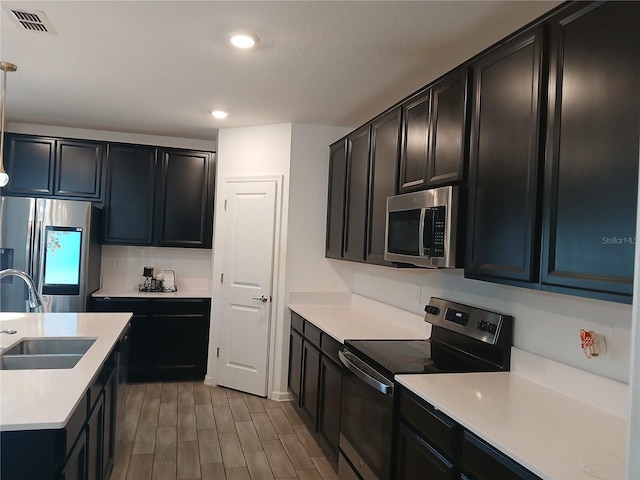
[113,259,121,271]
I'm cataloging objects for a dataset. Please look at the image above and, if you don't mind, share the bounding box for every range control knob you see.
[425,305,440,315]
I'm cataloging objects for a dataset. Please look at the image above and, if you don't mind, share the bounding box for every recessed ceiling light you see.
[211,110,228,119]
[230,34,259,49]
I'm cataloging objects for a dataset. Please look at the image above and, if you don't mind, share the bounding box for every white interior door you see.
[216,179,278,396]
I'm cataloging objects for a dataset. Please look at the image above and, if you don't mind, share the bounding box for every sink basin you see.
[0,338,96,370]
[2,338,95,356]
[0,354,84,370]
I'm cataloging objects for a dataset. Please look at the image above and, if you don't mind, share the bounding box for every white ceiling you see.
[0,1,560,141]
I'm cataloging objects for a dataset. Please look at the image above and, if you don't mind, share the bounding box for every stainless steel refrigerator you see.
[0,197,102,312]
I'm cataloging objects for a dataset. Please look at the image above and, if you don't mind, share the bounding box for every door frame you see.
[207,174,284,398]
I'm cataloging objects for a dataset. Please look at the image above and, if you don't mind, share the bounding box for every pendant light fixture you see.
[0,61,18,188]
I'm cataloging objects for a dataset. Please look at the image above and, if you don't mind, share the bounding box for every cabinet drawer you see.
[399,390,460,460]
[321,333,342,365]
[461,431,540,480]
[89,297,149,315]
[150,298,210,316]
[303,322,322,348]
[291,311,304,334]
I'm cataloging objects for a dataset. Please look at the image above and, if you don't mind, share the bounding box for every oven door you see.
[339,350,394,480]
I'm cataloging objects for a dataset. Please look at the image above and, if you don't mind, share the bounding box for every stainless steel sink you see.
[2,338,95,356]
[0,338,96,370]
[0,354,84,370]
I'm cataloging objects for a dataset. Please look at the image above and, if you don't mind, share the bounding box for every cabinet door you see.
[318,355,342,456]
[55,139,105,200]
[87,393,105,480]
[146,299,211,381]
[103,144,157,245]
[62,429,88,480]
[300,340,321,427]
[465,26,544,283]
[288,328,303,403]
[399,89,430,193]
[2,134,55,196]
[326,140,348,259]
[461,431,540,480]
[366,109,400,265]
[427,67,468,187]
[343,126,370,262]
[102,367,116,480]
[396,423,457,480]
[155,149,214,248]
[541,2,640,301]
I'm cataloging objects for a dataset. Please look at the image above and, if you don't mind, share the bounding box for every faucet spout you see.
[0,269,43,309]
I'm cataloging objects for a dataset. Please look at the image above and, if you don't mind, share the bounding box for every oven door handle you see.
[339,350,394,396]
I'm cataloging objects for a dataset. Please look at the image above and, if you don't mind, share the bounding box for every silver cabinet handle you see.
[252,295,268,303]
[338,350,394,396]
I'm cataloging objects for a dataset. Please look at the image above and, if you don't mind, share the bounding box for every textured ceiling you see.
[0,1,560,140]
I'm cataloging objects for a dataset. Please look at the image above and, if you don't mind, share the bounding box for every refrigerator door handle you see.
[25,220,35,278]
[31,219,43,292]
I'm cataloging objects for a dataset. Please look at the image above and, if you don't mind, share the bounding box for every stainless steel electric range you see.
[337,297,513,480]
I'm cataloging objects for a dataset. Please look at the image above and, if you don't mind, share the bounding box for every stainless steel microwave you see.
[384,186,461,268]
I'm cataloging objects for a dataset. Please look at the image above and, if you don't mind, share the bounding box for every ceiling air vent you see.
[5,7,56,34]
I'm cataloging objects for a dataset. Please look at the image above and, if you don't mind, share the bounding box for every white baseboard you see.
[269,390,291,402]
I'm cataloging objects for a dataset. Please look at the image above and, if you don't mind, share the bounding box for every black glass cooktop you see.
[344,339,499,380]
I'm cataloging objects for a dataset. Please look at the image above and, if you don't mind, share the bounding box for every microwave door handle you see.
[338,350,394,396]
[418,208,426,257]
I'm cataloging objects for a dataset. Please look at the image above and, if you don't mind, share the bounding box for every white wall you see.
[208,123,293,395]
[332,263,632,383]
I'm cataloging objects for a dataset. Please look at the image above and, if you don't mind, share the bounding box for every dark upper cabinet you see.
[155,149,215,248]
[103,145,214,249]
[103,143,157,245]
[3,134,105,201]
[427,68,469,187]
[343,126,371,262]
[366,108,401,265]
[465,26,545,284]
[326,140,348,259]
[399,67,468,193]
[541,1,640,301]
[399,90,431,192]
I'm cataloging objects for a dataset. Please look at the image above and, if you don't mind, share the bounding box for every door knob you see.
[252,295,268,303]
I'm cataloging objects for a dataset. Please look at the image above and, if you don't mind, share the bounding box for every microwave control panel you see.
[423,206,446,257]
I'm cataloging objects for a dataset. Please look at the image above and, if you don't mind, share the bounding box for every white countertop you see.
[0,312,131,431]
[396,372,627,480]
[289,294,429,343]
[92,288,212,298]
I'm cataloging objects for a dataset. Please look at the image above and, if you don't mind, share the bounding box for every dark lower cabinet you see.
[396,388,540,480]
[396,423,456,480]
[0,328,128,480]
[300,339,321,426]
[288,311,343,468]
[86,393,105,480]
[541,1,640,301]
[318,353,343,454]
[62,430,88,480]
[461,431,540,480]
[88,297,211,382]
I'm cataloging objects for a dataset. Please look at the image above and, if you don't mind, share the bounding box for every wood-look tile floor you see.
[111,382,338,480]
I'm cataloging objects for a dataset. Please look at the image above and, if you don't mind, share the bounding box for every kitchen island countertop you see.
[0,311,131,431]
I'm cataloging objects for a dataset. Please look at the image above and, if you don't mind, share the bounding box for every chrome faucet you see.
[0,269,43,310]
